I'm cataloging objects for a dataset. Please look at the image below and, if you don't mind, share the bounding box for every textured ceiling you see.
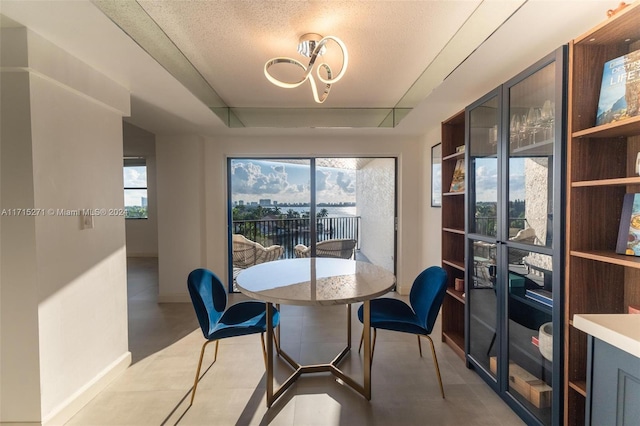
[135,0,480,107]
[0,1,615,132]
[92,0,526,127]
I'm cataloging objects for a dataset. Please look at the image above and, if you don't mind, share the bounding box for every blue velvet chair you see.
[357,266,448,397]
[187,268,280,405]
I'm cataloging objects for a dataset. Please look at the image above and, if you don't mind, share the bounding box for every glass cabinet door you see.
[468,95,499,238]
[465,47,564,426]
[505,59,557,426]
[467,92,499,376]
[506,61,555,250]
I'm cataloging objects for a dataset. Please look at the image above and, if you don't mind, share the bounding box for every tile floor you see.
[66,257,525,426]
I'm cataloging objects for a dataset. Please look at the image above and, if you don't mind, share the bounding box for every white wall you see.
[123,122,158,257]
[156,134,207,301]
[0,28,130,424]
[357,158,396,272]
[156,134,423,298]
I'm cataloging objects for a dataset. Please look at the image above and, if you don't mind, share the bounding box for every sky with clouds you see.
[231,160,356,204]
[474,158,525,202]
[123,166,147,206]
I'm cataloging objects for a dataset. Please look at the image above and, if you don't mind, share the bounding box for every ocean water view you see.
[280,206,357,217]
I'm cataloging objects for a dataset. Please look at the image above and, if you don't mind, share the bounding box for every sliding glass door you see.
[228,157,396,292]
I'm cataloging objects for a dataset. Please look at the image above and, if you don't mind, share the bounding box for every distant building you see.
[259,199,271,206]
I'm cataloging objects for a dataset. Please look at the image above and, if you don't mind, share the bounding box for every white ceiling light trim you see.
[264,33,348,104]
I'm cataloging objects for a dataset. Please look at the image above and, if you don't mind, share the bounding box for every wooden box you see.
[529,380,553,408]
[509,363,538,398]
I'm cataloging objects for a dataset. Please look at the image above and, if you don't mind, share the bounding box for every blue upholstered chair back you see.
[187,268,228,339]
[409,266,448,334]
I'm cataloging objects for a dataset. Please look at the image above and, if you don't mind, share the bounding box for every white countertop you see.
[573,314,640,359]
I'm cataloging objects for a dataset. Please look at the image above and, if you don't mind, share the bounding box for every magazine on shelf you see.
[449,159,465,193]
[596,48,640,126]
[525,289,552,307]
[616,193,640,256]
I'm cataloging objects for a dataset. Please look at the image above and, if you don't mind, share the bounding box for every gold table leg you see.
[263,300,373,407]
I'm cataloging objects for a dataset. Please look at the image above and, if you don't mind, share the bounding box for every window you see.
[123,157,148,219]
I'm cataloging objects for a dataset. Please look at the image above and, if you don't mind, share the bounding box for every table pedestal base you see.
[265,301,372,407]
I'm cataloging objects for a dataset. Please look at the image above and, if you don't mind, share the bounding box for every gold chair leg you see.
[347,303,352,349]
[275,303,281,354]
[190,339,218,406]
[371,328,377,362]
[273,332,280,355]
[358,328,364,353]
[417,335,423,357]
[260,333,267,370]
[424,335,445,398]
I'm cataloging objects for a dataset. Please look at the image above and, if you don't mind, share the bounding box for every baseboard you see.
[125,253,158,258]
[157,293,191,303]
[41,352,131,426]
[0,423,41,426]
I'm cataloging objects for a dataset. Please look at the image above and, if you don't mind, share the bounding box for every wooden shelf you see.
[569,380,587,397]
[573,116,640,139]
[572,176,640,187]
[442,259,464,271]
[573,2,640,46]
[441,110,466,363]
[570,250,640,269]
[443,227,465,235]
[446,288,466,304]
[565,4,640,425]
[442,330,465,360]
[443,151,465,161]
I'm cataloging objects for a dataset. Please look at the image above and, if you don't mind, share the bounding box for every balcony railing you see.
[232,216,361,259]
[474,217,529,237]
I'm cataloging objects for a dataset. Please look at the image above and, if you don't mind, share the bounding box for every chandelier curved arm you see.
[314,36,348,85]
[264,34,347,103]
[264,57,313,89]
[308,64,332,103]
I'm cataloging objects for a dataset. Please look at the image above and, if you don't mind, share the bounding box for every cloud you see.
[232,161,291,195]
[335,171,356,194]
[231,160,357,203]
[316,170,329,191]
[123,166,147,187]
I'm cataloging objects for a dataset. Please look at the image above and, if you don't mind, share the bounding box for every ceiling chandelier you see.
[264,33,348,104]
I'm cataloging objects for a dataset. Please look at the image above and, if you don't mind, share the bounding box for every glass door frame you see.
[498,46,566,426]
[226,156,398,293]
[465,86,504,392]
[465,46,567,426]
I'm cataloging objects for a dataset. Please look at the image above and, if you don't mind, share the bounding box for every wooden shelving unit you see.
[564,4,640,425]
[440,110,466,361]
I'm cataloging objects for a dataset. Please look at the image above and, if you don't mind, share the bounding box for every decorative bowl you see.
[538,322,553,362]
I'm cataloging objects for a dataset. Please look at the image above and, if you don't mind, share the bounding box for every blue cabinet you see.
[465,46,566,426]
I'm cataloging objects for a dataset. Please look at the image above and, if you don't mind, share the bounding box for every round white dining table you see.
[236,257,396,407]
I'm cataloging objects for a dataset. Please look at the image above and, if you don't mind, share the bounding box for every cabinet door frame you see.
[465,85,503,392]
[465,46,567,426]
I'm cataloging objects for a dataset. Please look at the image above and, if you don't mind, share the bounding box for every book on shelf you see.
[596,48,640,126]
[616,193,640,256]
[449,159,465,193]
[525,289,552,307]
